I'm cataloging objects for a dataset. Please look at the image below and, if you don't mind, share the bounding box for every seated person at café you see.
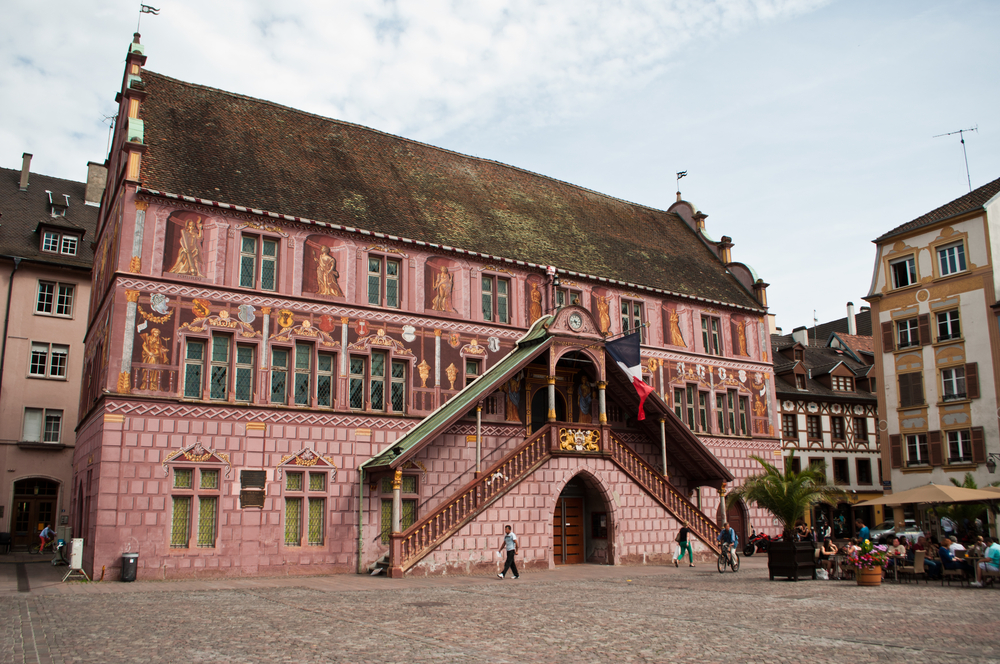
[886,537,906,572]
[818,537,839,574]
[844,538,860,558]
[912,536,941,579]
[949,538,967,556]
[970,536,987,558]
[939,538,973,577]
[979,537,1000,576]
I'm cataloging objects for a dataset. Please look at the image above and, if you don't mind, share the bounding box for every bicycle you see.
[717,542,740,573]
[29,539,55,555]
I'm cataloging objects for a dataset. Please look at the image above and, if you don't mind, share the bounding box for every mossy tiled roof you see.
[137,72,762,309]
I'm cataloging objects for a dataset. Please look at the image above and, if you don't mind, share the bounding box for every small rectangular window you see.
[29,343,49,377]
[832,376,853,391]
[936,310,961,341]
[197,496,217,547]
[698,392,708,432]
[833,458,850,485]
[60,235,78,256]
[853,417,868,442]
[285,497,302,545]
[782,414,797,439]
[898,372,924,408]
[43,411,61,442]
[35,282,74,317]
[715,393,725,433]
[701,316,722,355]
[261,239,278,291]
[308,497,325,546]
[831,416,845,440]
[42,232,60,253]
[482,275,510,324]
[673,388,684,421]
[210,335,230,400]
[239,236,257,288]
[174,468,193,489]
[309,473,326,492]
[239,235,279,291]
[349,356,366,409]
[371,351,386,410]
[235,345,255,402]
[937,242,966,276]
[726,390,736,434]
[806,415,821,439]
[856,459,873,485]
[23,408,63,443]
[286,472,303,491]
[621,299,645,342]
[200,469,219,489]
[738,396,749,435]
[368,256,401,308]
[36,282,54,314]
[685,385,695,429]
[795,374,806,389]
[890,256,916,289]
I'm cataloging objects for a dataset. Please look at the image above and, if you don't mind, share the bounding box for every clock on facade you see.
[568,312,583,330]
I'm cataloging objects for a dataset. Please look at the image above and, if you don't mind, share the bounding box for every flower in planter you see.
[846,539,890,570]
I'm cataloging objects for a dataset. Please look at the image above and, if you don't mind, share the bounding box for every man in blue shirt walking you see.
[856,519,870,543]
[498,525,519,579]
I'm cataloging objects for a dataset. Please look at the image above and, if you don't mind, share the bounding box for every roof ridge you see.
[875,175,1000,242]
[1,166,90,189]
[142,71,679,218]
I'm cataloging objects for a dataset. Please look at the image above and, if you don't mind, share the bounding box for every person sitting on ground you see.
[939,538,973,578]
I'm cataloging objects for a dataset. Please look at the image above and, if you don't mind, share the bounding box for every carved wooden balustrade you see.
[608,431,721,555]
[391,424,553,574]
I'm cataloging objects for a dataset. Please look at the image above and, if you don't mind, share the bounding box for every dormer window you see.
[40,230,79,256]
[45,191,70,217]
[795,374,806,389]
[793,348,804,362]
[832,376,854,392]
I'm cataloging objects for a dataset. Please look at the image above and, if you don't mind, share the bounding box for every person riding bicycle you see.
[38,524,55,553]
[717,521,738,565]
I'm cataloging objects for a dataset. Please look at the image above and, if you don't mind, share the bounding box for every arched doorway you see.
[530,388,566,433]
[552,473,613,565]
[12,478,59,548]
[726,499,749,546]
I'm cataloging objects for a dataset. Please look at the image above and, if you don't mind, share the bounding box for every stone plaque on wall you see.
[240,490,265,509]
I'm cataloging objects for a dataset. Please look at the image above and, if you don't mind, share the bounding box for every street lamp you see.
[986,453,1000,474]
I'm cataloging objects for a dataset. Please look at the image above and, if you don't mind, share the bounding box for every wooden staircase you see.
[387,424,722,575]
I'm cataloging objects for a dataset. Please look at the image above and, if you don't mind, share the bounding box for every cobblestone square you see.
[3,555,999,663]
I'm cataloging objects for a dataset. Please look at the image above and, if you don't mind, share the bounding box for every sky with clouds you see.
[2,0,998,332]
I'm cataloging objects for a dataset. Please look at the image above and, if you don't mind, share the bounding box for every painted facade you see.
[0,156,103,549]
[72,35,780,580]
[866,177,1000,526]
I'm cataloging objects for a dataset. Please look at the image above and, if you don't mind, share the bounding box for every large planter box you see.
[767,541,816,581]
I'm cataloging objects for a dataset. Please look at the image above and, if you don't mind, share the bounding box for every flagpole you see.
[603,322,649,342]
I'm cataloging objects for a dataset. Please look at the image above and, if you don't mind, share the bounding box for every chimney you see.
[791,326,809,346]
[846,302,856,335]
[775,327,783,335]
[85,162,108,206]
[19,153,32,190]
[718,236,734,264]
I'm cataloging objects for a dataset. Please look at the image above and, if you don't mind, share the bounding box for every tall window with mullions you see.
[368,256,400,308]
[184,340,205,398]
[210,335,230,400]
[317,352,335,407]
[294,343,311,405]
[349,357,366,409]
[371,351,386,410]
[234,345,255,402]
[390,360,406,412]
[271,348,289,404]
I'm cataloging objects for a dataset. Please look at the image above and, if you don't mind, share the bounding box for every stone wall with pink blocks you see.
[73,400,416,580]
[408,455,716,577]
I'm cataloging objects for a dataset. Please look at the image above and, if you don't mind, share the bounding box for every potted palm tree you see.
[727,454,844,581]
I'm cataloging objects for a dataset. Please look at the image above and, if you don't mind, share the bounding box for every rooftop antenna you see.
[102,114,117,157]
[812,310,818,346]
[933,125,977,192]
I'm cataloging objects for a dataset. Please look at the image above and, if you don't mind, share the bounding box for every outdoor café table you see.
[831,554,846,580]
[890,554,906,582]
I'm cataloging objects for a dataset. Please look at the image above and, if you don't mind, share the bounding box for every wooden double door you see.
[553,497,584,564]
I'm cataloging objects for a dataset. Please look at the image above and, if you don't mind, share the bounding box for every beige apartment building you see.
[0,155,103,548]
[866,177,1000,529]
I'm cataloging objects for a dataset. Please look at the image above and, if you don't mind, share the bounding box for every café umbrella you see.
[855,483,1000,507]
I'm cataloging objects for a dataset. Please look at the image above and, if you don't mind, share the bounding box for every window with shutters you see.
[239,234,279,291]
[906,434,929,466]
[367,254,401,308]
[890,256,916,288]
[947,430,972,463]
[936,310,961,341]
[941,367,966,402]
[806,415,821,439]
[897,372,924,408]
[781,414,797,439]
[936,241,967,277]
[896,318,919,348]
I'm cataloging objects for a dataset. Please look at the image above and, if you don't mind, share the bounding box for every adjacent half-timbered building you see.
[73,35,780,579]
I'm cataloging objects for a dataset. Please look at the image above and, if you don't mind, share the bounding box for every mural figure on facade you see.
[431,265,454,312]
[528,282,543,324]
[166,216,205,277]
[668,308,685,347]
[578,377,594,424]
[139,328,170,390]
[312,244,343,296]
[595,295,611,335]
[503,371,523,422]
[736,320,748,356]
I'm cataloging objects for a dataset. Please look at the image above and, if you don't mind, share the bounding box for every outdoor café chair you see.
[941,565,967,587]
[898,551,925,584]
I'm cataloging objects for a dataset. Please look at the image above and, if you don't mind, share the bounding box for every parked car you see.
[869,519,923,544]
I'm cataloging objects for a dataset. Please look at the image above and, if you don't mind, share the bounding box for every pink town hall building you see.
[72,35,781,580]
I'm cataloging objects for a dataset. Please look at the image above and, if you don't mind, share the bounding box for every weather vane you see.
[137,3,160,32]
[933,126,977,192]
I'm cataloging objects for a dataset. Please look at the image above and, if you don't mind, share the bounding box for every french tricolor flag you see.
[605,333,655,421]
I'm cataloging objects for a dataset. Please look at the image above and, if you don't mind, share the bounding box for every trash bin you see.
[121,552,138,582]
